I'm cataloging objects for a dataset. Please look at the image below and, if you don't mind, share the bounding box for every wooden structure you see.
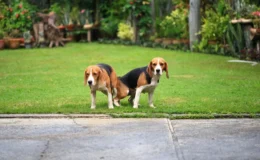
[250,28,260,53]
[231,19,260,53]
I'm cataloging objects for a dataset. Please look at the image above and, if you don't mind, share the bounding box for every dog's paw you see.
[149,104,156,108]
[113,100,120,107]
[133,105,138,109]
[108,106,114,109]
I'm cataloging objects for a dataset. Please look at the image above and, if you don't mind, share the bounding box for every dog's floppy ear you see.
[84,70,88,86]
[146,61,153,77]
[98,67,103,78]
[164,62,169,79]
[95,67,103,82]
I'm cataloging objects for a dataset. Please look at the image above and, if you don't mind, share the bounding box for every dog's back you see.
[97,63,118,95]
[120,66,151,89]
[97,63,113,76]
[113,66,152,106]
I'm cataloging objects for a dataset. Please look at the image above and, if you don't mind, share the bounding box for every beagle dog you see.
[114,57,169,108]
[84,63,118,109]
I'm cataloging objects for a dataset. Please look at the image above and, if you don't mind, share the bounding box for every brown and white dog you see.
[114,57,169,108]
[84,63,118,109]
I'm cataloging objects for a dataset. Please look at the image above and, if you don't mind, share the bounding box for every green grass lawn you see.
[0,43,260,116]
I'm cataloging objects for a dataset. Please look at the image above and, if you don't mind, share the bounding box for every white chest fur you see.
[142,75,160,93]
[133,75,160,108]
[91,81,107,92]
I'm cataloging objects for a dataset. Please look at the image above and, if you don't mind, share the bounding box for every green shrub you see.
[123,0,152,40]
[101,16,120,38]
[50,3,63,25]
[0,30,4,39]
[0,0,36,34]
[159,8,188,39]
[200,9,230,41]
[70,7,79,25]
[117,22,134,41]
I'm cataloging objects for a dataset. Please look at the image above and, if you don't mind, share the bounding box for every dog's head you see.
[84,65,102,86]
[147,57,169,78]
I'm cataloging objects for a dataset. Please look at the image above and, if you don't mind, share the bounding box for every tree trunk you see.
[133,15,139,43]
[189,0,201,51]
[234,0,240,11]
[95,0,100,24]
[151,0,156,34]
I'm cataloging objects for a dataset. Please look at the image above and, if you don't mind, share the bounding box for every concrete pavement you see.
[0,118,259,160]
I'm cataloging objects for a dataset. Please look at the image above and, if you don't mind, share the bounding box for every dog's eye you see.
[93,73,97,76]
[86,73,89,76]
[160,63,164,66]
[152,63,156,66]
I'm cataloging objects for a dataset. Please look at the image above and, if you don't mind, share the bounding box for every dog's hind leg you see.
[128,88,136,105]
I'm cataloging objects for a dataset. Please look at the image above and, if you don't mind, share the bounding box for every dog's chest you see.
[141,76,159,93]
[142,85,157,93]
[91,82,108,92]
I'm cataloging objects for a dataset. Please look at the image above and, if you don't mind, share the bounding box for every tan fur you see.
[109,68,118,91]
[114,78,129,100]
[146,62,154,78]
[99,68,112,93]
[137,72,149,87]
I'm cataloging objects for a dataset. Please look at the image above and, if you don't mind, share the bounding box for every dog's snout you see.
[88,80,92,85]
[156,69,160,73]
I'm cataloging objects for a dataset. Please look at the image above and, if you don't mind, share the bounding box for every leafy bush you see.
[200,9,230,41]
[234,1,258,19]
[50,3,63,25]
[123,0,152,40]
[226,23,244,57]
[117,23,134,41]
[0,0,36,34]
[159,8,188,39]
[0,30,4,39]
[101,16,120,38]
[70,7,80,25]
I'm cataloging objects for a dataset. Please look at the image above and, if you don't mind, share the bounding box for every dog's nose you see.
[88,80,92,85]
[156,69,160,73]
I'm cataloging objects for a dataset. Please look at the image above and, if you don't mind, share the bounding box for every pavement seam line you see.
[167,119,185,160]
[39,140,50,160]
[71,118,88,128]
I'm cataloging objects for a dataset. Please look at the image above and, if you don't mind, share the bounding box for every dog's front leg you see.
[90,90,96,109]
[133,86,144,108]
[148,90,155,108]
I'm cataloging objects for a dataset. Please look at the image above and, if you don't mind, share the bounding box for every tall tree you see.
[189,0,201,51]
